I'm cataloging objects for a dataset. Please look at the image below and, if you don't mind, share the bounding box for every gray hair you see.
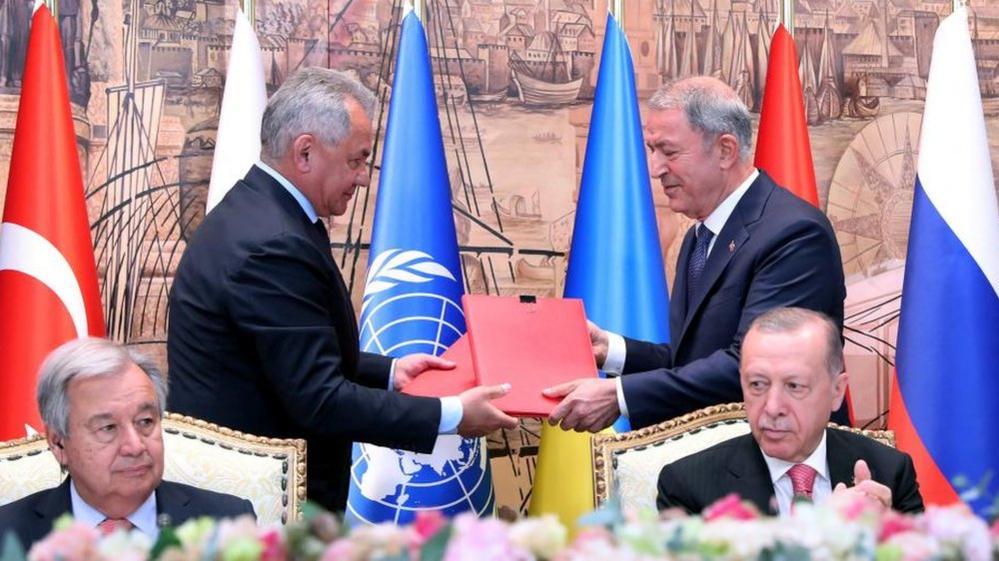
[648,77,753,160]
[260,67,377,160]
[37,338,167,438]
[746,307,844,377]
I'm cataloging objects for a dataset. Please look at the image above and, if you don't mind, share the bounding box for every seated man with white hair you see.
[0,338,254,547]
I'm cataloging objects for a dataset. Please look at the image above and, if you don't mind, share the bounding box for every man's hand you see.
[832,459,892,510]
[544,378,619,433]
[457,384,519,437]
[588,320,609,368]
[394,354,455,390]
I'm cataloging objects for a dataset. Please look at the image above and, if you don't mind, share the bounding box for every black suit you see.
[167,165,441,511]
[657,429,924,514]
[620,171,849,427]
[0,479,254,549]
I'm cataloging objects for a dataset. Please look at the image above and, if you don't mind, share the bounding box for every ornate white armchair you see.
[0,413,306,525]
[591,403,895,513]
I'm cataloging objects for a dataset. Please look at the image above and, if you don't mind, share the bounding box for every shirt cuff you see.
[603,332,627,375]
[615,377,630,419]
[438,396,463,434]
[387,359,397,391]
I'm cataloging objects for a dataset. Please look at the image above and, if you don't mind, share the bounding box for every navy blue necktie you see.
[686,224,714,304]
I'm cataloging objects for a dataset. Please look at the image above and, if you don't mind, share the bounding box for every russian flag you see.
[887,5,999,517]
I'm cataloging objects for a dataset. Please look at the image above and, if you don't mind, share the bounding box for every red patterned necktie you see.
[97,517,134,536]
[788,463,818,501]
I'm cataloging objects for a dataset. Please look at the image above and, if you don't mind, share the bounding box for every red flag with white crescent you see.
[0,5,104,439]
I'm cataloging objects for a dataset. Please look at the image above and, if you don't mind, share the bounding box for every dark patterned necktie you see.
[686,224,714,304]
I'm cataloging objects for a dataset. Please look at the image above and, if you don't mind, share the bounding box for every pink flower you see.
[258,528,286,561]
[703,493,759,521]
[320,539,356,561]
[412,510,448,543]
[27,521,101,561]
[880,511,917,542]
[990,518,999,538]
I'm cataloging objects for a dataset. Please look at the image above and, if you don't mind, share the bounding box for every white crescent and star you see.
[0,221,90,338]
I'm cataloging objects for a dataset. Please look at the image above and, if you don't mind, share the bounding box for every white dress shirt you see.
[760,432,833,516]
[70,480,159,539]
[255,162,463,434]
[604,169,760,418]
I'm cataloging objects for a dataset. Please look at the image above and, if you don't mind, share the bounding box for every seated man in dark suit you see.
[0,338,254,547]
[657,307,923,515]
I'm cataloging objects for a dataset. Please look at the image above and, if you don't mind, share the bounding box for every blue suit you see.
[620,171,849,428]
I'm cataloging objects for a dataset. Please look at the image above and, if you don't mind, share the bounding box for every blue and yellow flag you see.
[345,10,493,525]
[530,12,670,530]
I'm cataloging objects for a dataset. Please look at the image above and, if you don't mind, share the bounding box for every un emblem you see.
[348,249,494,524]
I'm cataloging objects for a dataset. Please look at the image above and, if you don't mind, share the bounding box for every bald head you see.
[649,76,753,161]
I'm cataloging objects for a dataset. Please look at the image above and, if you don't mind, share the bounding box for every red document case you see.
[462,294,598,417]
[400,335,476,397]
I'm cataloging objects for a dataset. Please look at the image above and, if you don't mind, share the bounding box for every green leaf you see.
[419,525,453,561]
[0,533,26,561]
[150,525,183,560]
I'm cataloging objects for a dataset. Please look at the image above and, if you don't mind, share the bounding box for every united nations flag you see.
[345,9,493,525]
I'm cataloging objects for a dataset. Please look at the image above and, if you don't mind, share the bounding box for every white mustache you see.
[758,418,791,432]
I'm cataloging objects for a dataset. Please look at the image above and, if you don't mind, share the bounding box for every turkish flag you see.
[755,24,854,424]
[0,5,104,439]
[754,24,820,207]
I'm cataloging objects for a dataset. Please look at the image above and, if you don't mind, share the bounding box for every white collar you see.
[256,160,319,223]
[69,479,159,539]
[760,430,830,485]
[699,168,759,236]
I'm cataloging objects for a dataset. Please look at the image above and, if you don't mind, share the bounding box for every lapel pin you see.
[728,240,736,253]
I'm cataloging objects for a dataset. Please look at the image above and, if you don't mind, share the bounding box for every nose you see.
[117,424,146,457]
[649,151,669,179]
[763,386,786,418]
[355,167,371,188]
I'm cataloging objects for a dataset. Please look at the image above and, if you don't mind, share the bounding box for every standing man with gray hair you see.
[656,307,922,515]
[0,338,254,548]
[167,68,517,513]
[546,76,848,432]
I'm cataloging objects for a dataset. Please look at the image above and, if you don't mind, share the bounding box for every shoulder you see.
[661,433,747,480]
[159,481,255,518]
[0,487,61,547]
[828,428,912,469]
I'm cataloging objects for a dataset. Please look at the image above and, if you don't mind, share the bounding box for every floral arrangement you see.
[4,496,998,561]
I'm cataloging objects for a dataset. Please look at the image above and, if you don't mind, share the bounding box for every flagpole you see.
[412,0,426,21]
[779,0,795,34]
[609,0,625,23]
[240,0,255,27]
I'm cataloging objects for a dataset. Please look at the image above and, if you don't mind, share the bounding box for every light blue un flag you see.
[345,10,493,525]
[565,13,671,432]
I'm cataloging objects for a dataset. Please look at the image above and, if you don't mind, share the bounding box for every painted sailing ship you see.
[509,32,582,106]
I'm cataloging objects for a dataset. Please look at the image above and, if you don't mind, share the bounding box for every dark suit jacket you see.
[657,429,924,515]
[0,479,254,549]
[620,171,848,427]
[167,165,441,512]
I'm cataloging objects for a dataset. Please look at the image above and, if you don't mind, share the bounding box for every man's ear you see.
[831,371,849,413]
[716,133,741,169]
[47,430,67,466]
[291,134,314,173]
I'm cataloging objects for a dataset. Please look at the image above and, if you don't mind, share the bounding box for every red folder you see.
[463,294,598,417]
[400,335,476,397]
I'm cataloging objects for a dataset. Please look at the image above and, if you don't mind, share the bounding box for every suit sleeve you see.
[225,233,441,453]
[620,218,844,428]
[891,453,925,514]
[357,352,393,389]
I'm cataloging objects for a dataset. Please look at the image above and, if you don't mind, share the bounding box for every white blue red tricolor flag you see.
[888,5,999,517]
